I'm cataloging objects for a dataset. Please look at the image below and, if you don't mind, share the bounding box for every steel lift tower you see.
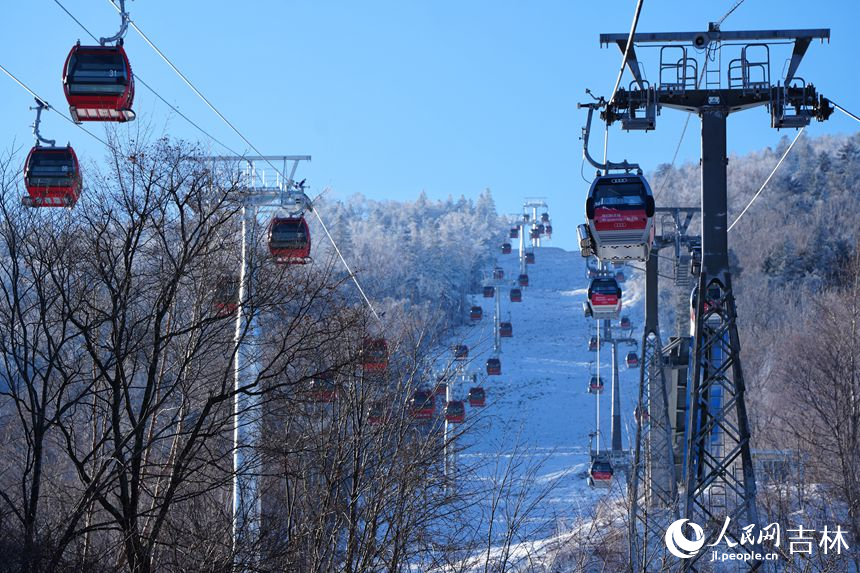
[598,25,833,570]
[205,155,311,571]
[628,207,698,572]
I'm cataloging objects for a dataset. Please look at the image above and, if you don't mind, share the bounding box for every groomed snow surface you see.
[435,246,646,571]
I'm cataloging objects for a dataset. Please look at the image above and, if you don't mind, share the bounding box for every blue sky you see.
[2,0,858,250]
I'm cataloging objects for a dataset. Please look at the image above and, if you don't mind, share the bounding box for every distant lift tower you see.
[600,24,833,570]
[594,310,637,460]
[522,198,550,247]
[514,213,528,276]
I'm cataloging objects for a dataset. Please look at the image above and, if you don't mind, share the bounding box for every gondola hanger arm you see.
[577,90,640,175]
[31,98,56,147]
[101,0,130,45]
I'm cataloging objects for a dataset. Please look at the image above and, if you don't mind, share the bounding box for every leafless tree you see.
[763,253,860,572]
[0,134,550,573]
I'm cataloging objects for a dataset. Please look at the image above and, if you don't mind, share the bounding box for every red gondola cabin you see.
[213,274,240,317]
[361,338,388,372]
[589,336,598,351]
[486,357,501,376]
[587,277,622,320]
[470,306,483,321]
[468,386,486,407]
[453,344,469,360]
[63,44,135,123]
[268,216,311,264]
[588,459,613,487]
[517,274,529,287]
[410,389,435,420]
[525,252,535,265]
[444,400,465,423]
[690,284,723,336]
[510,288,522,302]
[483,286,495,298]
[501,242,512,254]
[588,375,604,394]
[499,322,512,338]
[493,267,504,280]
[509,228,519,239]
[620,316,631,329]
[626,352,639,368]
[582,173,655,262]
[308,372,337,403]
[23,146,82,207]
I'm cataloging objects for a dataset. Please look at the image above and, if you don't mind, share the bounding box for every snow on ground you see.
[440,246,647,568]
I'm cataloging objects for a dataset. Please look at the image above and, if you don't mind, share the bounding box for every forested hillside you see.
[314,189,504,331]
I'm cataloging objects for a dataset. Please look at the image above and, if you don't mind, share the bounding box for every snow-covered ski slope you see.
[446,246,646,564]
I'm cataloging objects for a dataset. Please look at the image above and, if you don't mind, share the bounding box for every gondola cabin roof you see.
[586,174,653,220]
